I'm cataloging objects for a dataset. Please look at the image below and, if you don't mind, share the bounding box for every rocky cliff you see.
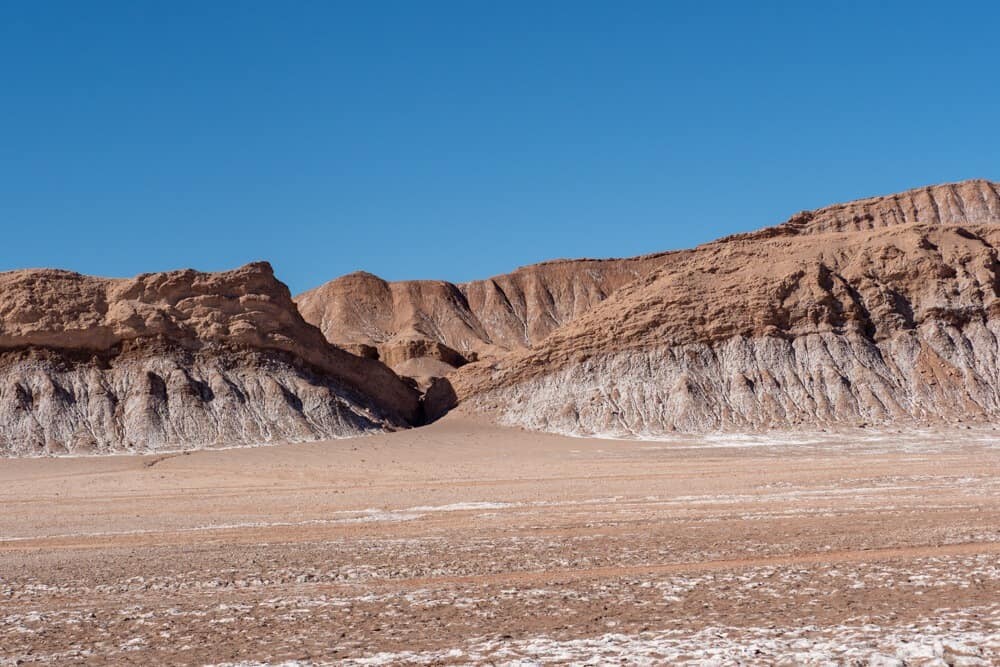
[450,180,1000,435]
[0,263,420,455]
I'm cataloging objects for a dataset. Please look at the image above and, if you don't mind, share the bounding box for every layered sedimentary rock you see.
[294,254,669,375]
[451,180,1000,435]
[752,178,1000,238]
[8,179,1000,451]
[0,263,420,455]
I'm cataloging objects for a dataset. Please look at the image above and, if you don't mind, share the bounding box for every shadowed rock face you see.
[451,180,1000,435]
[0,263,420,455]
[294,254,670,373]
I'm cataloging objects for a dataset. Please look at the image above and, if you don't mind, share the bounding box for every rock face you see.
[451,179,1000,435]
[294,254,669,376]
[0,263,420,455]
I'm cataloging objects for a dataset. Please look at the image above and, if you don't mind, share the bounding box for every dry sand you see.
[1,417,999,665]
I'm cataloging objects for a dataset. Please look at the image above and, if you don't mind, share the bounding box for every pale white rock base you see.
[0,347,399,456]
[468,321,1000,436]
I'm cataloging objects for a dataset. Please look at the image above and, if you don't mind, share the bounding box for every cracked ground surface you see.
[1,418,998,665]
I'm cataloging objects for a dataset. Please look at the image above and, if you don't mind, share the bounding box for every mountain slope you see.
[295,254,670,375]
[449,179,1000,435]
[0,263,420,455]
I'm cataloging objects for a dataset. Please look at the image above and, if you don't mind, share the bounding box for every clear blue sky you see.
[3,2,998,294]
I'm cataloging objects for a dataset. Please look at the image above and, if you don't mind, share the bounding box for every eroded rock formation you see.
[294,255,670,377]
[7,179,1000,452]
[0,263,420,455]
[451,180,1000,435]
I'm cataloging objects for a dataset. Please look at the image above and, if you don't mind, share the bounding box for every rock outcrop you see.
[450,180,1000,435]
[0,263,420,455]
[294,254,669,375]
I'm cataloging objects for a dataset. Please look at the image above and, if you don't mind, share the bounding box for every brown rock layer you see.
[294,254,669,371]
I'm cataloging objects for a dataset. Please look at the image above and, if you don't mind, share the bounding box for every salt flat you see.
[1,417,998,665]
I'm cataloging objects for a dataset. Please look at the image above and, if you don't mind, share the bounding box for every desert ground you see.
[1,417,998,665]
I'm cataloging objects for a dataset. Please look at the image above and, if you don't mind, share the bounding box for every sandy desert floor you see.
[1,416,999,665]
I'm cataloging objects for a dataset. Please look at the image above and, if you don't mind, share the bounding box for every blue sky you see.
[2,2,998,294]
